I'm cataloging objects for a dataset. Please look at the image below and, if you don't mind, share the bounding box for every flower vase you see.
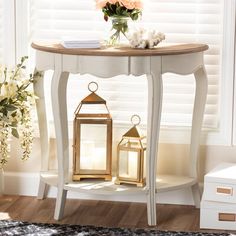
[108,17,131,46]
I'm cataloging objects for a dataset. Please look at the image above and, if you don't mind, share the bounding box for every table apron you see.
[35,51,204,77]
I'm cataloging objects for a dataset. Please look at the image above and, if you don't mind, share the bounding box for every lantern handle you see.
[131,114,141,126]
[88,81,98,93]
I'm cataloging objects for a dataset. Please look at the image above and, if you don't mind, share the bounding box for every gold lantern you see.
[115,115,146,187]
[73,82,112,181]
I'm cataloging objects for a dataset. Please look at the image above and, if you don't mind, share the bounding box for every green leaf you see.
[110,3,117,14]
[11,128,19,138]
[11,111,17,117]
[2,108,8,116]
[0,98,8,106]
[11,121,18,127]
[116,6,121,15]
[6,104,18,111]
[122,11,129,17]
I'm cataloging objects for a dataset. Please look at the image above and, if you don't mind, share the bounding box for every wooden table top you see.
[31,42,209,57]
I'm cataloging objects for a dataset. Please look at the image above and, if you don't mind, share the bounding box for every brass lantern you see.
[115,115,146,187]
[73,82,112,181]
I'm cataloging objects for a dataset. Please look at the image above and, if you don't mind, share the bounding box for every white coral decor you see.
[128,28,165,49]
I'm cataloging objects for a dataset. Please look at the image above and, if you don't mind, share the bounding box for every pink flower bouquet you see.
[95,0,143,45]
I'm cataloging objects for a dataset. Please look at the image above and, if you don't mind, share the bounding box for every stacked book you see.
[61,38,101,49]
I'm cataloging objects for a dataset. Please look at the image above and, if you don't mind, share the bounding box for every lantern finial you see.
[81,81,106,104]
[123,115,143,138]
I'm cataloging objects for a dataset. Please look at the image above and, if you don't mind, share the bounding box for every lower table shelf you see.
[40,171,197,195]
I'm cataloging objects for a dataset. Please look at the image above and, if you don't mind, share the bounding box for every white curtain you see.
[29,0,223,129]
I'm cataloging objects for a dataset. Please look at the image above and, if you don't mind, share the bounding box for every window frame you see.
[3,0,16,65]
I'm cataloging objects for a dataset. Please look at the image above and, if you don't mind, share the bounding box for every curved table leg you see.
[33,70,50,199]
[50,56,70,220]
[146,57,163,226]
[190,66,208,208]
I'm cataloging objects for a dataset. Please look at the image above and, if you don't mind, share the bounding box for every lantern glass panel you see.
[119,150,138,179]
[80,124,107,170]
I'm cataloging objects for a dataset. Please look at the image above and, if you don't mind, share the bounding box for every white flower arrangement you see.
[128,28,165,49]
[0,56,36,168]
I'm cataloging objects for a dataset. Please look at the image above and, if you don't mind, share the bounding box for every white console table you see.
[32,42,208,226]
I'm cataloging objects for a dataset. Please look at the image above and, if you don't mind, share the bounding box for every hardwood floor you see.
[0,195,232,234]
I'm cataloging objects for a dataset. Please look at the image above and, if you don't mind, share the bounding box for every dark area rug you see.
[0,220,234,236]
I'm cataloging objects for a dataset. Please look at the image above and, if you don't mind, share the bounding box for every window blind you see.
[29,0,223,129]
[143,0,223,128]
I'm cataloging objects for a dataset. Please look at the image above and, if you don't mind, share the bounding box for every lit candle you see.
[92,147,106,170]
[80,141,94,170]
[128,151,138,179]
